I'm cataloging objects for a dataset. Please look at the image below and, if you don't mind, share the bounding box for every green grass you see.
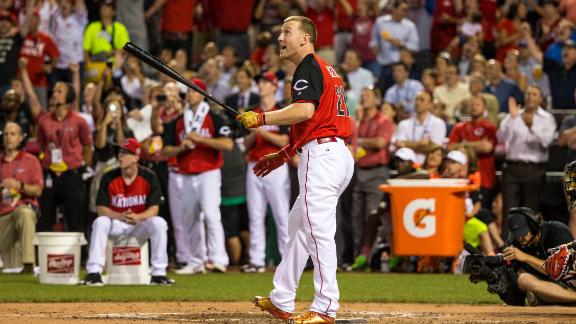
[0,272,500,304]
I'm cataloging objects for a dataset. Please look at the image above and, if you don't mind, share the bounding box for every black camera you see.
[462,244,526,306]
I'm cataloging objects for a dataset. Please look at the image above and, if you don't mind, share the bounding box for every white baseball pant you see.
[86,215,168,276]
[168,169,228,267]
[246,162,290,267]
[269,138,354,318]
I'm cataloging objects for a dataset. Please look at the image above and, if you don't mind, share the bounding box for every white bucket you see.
[104,235,150,285]
[33,232,87,285]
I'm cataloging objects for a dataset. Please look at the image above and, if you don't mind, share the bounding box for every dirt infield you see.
[1,301,575,323]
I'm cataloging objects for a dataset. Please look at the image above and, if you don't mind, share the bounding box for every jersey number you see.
[335,85,349,117]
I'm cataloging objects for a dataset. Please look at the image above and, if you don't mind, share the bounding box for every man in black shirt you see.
[503,207,576,305]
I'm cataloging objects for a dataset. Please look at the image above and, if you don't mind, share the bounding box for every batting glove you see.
[236,111,265,129]
[253,147,291,177]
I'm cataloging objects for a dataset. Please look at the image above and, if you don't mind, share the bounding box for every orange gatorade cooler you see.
[379,179,476,257]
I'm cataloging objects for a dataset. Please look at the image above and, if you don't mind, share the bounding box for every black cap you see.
[506,207,536,240]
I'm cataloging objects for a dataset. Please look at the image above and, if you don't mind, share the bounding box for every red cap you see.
[258,71,278,87]
[0,10,16,25]
[119,138,141,155]
[190,78,207,92]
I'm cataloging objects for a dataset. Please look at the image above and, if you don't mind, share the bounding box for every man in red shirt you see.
[19,10,59,108]
[213,0,256,63]
[350,87,394,270]
[160,0,195,54]
[84,138,173,286]
[36,81,93,233]
[0,122,43,273]
[296,0,337,65]
[163,78,233,274]
[448,95,497,209]
[237,16,354,324]
[242,72,290,273]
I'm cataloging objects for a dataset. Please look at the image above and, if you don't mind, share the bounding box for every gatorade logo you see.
[403,198,436,238]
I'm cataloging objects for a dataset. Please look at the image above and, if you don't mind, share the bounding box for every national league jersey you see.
[289,53,352,151]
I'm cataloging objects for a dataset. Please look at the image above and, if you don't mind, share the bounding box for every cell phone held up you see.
[156,94,167,103]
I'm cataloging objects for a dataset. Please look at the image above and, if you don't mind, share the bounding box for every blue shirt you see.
[370,15,419,66]
[485,79,523,113]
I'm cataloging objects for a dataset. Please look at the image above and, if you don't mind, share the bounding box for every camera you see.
[106,60,113,69]
[462,244,526,306]
[107,103,118,113]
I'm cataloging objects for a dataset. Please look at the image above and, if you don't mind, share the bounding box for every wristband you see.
[258,112,266,126]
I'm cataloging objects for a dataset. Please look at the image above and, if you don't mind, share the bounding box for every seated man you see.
[503,207,576,305]
[0,122,43,273]
[84,138,173,286]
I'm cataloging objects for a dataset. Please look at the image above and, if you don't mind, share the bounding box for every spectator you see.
[33,78,93,233]
[83,0,129,74]
[528,33,576,110]
[456,36,482,77]
[535,0,561,52]
[50,0,87,84]
[497,85,556,234]
[20,10,59,109]
[295,0,337,65]
[225,66,260,114]
[544,19,576,64]
[560,0,576,26]
[351,0,378,76]
[0,122,43,274]
[120,56,145,109]
[163,78,233,274]
[370,0,419,93]
[253,0,291,34]
[495,1,525,62]
[220,46,239,86]
[503,49,528,93]
[517,38,551,100]
[350,86,394,270]
[394,90,447,164]
[213,0,255,63]
[433,64,470,123]
[18,0,57,35]
[115,0,148,51]
[242,72,290,273]
[0,90,32,149]
[468,72,499,125]
[160,0,194,54]
[422,144,444,178]
[485,59,523,113]
[448,95,498,209]
[200,58,231,102]
[84,137,173,286]
[341,48,375,104]
[384,62,424,116]
[558,113,576,163]
[0,10,26,95]
[430,0,463,55]
[333,0,354,64]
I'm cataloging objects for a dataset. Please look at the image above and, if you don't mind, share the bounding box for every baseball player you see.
[242,71,290,273]
[84,138,173,286]
[237,16,354,324]
[163,78,233,274]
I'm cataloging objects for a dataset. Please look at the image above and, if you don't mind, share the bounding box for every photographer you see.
[503,207,576,305]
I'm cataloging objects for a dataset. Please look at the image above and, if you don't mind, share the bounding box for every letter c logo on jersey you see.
[293,79,309,92]
[403,198,436,238]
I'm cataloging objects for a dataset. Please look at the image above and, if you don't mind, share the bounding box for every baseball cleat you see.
[83,273,104,286]
[253,296,292,321]
[288,311,335,324]
[150,275,175,285]
[240,264,265,273]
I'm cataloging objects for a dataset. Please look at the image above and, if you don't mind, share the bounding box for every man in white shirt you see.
[384,62,424,115]
[433,64,471,124]
[394,91,447,164]
[342,48,375,103]
[497,85,556,236]
[50,0,88,83]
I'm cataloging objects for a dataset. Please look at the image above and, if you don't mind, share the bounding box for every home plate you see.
[335,319,368,323]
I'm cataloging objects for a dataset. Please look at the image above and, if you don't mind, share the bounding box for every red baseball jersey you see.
[163,108,231,174]
[248,106,289,162]
[289,53,352,152]
[96,166,164,214]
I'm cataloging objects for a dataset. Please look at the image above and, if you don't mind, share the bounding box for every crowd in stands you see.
[2,0,576,275]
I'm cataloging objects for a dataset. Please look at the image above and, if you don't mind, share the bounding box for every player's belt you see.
[297,136,338,153]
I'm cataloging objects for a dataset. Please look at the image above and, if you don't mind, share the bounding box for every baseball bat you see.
[123,42,240,116]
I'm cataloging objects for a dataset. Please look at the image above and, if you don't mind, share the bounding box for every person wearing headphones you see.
[0,122,43,273]
[503,207,576,305]
[33,75,93,233]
